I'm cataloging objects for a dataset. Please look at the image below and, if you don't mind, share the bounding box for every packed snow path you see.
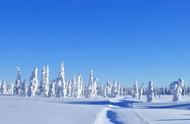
[0,96,190,124]
[94,97,149,124]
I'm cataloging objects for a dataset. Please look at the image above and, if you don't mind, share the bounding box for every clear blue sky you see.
[0,0,190,86]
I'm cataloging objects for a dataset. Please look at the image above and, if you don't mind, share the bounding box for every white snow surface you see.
[0,95,190,124]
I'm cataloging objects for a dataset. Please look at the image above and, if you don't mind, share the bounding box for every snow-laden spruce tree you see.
[66,81,72,97]
[74,74,83,98]
[86,70,97,98]
[132,80,138,98]
[9,83,14,95]
[112,80,121,97]
[48,81,56,97]
[147,81,154,102]
[138,84,144,99]
[14,66,22,95]
[1,80,7,95]
[21,80,27,96]
[106,81,112,97]
[39,65,46,94]
[100,84,104,96]
[173,84,182,102]
[112,80,117,97]
[169,79,184,95]
[71,75,76,97]
[116,82,121,96]
[28,68,39,97]
[55,62,67,98]
[43,65,49,97]
[104,84,107,97]
[39,65,49,97]
[100,84,106,97]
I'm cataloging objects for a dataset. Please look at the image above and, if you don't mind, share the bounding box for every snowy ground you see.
[0,95,190,124]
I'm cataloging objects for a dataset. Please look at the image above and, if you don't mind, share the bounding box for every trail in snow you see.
[94,97,149,124]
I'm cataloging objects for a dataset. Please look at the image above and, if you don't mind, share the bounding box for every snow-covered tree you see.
[169,79,184,95]
[105,81,112,97]
[39,65,49,97]
[14,66,22,95]
[86,70,97,98]
[138,84,144,99]
[147,81,154,102]
[74,74,83,98]
[99,84,106,97]
[9,83,14,95]
[55,62,66,98]
[67,81,72,97]
[173,84,182,102]
[111,80,121,97]
[20,80,27,96]
[39,66,46,94]
[71,75,76,97]
[1,80,7,95]
[48,81,56,97]
[28,68,39,97]
[132,80,138,98]
[43,65,49,97]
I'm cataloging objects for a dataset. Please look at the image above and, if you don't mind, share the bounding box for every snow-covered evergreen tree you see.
[169,79,184,95]
[44,65,49,97]
[9,83,14,95]
[132,80,138,98]
[28,68,39,97]
[106,81,112,97]
[99,84,106,97]
[21,80,27,96]
[39,65,49,97]
[67,81,72,97]
[87,70,97,98]
[173,84,182,102]
[138,84,144,99]
[103,84,107,97]
[74,74,83,98]
[48,81,56,97]
[1,80,7,95]
[14,66,22,95]
[39,65,46,94]
[111,80,121,97]
[71,76,76,97]
[147,81,154,102]
[55,62,66,98]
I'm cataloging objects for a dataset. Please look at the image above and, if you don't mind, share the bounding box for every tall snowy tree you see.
[55,62,66,98]
[106,81,112,97]
[43,65,49,97]
[138,84,144,99]
[1,80,7,95]
[169,79,184,95]
[173,84,182,102]
[39,65,46,94]
[67,81,72,97]
[21,80,27,96]
[28,68,39,97]
[74,74,83,98]
[87,70,97,98]
[147,81,154,102]
[71,75,76,97]
[9,83,14,95]
[132,80,139,98]
[48,81,56,97]
[14,66,22,95]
